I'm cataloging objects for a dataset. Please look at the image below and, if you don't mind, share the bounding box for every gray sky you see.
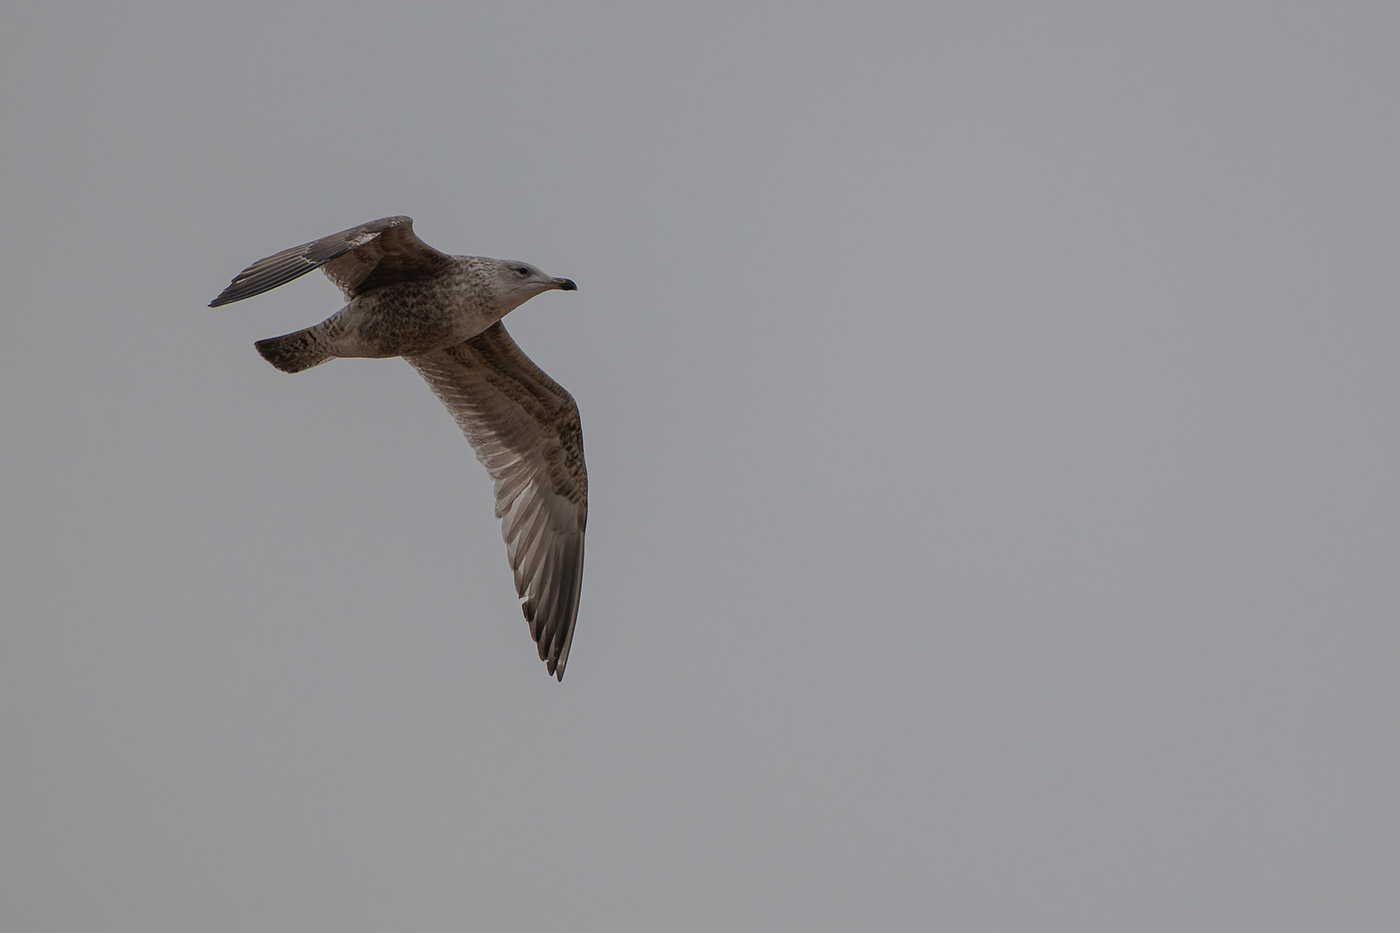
[4,1,1398,929]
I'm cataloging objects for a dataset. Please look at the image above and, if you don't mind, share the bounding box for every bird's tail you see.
[254,326,333,373]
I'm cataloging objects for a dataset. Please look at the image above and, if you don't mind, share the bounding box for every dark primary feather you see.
[208,216,454,307]
[406,323,588,680]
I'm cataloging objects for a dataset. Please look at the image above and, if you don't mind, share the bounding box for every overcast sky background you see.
[4,2,1398,930]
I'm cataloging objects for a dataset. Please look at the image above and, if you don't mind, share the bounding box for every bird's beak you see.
[551,277,578,291]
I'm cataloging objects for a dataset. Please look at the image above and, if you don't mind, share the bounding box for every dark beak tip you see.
[558,278,578,291]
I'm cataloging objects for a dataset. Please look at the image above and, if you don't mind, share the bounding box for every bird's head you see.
[490,259,577,309]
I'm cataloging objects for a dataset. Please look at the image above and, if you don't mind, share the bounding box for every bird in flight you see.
[210,216,587,680]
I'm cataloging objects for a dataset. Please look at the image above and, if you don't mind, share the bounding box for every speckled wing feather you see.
[406,323,588,680]
[209,216,454,307]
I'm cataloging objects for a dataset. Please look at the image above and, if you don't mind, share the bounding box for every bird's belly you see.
[335,287,503,357]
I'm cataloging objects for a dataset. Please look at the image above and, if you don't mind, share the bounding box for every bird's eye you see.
[514,266,530,276]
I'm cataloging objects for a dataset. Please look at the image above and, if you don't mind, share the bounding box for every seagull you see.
[210,216,586,680]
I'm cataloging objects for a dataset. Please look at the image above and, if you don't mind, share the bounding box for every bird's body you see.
[260,257,557,365]
[210,216,587,680]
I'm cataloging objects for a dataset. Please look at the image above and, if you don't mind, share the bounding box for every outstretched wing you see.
[406,323,588,681]
[209,216,454,307]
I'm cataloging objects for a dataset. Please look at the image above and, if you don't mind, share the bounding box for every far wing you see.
[406,323,588,680]
[209,216,454,307]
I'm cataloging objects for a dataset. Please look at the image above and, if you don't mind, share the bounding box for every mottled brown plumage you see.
[210,216,587,680]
